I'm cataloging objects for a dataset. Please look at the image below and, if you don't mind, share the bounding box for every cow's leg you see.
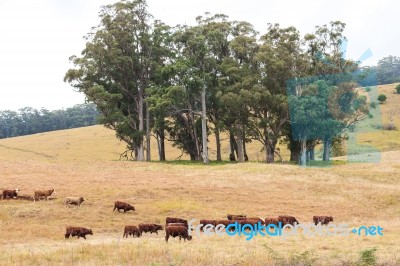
[83,235,86,239]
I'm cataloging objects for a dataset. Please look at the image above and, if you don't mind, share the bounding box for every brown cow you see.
[138,224,163,235]
[166,217,188,227]
[265,217,280,226]
[227,214,246,220]
[313,216,333,225]
[165,225,192,243]
[123,225,141,238]
[113,201,135,213]
[65,226,93,239]
[278,215,299,226]
[2,189,19,199]
[199,219,217,231]
[34,189,55,201]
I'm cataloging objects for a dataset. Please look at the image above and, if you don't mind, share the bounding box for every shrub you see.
[365,86,372,92]
[396,84,400,94]
[368,113,374,119]
[357,247,377,266]
[377,94,387,104]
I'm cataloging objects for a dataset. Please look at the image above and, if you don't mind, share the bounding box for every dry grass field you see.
[0,84,399,265]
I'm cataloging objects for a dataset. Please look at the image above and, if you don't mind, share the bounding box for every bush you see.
[368,113,374,119]
[377,94,387,104]
[357,247,377,266]
[396,84,400,94]
[365,86,372,92]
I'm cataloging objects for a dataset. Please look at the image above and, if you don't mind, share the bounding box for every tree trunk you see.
[137,88,145,161]
[145,103,151,162]
[299,138,307,166]
[236,123,245,162]
[242,128,248,161]
[323,139,331,161]
[310,147,315,161]
[266,141,276,164]
[157,130,166,161]
[201,86,209,164]
[290,140,301,162]
[214,126,222,162]
[191,113,202,161]
[229,129,238,161]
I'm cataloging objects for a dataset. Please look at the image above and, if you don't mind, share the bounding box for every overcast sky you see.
[0,0,398,111]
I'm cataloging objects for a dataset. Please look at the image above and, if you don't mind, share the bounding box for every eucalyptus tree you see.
[64,0,165,161]
[248,24,306,163]
[218,21,259,162]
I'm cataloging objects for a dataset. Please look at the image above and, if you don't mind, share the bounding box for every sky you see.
[0,0,399,111]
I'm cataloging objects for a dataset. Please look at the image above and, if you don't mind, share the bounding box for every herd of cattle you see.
[2,188,334,242]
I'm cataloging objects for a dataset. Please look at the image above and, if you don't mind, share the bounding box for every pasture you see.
[0,84,400,265]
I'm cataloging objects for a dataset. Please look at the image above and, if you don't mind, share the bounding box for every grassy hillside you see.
[0,84,399,265]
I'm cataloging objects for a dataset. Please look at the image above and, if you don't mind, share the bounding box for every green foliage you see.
[365,86,371,92]
[370,101,377,109]
[65,2,367,163]
[396,84,400,94]
[377,55,400,85]
[377,94,387,104]
[0,104,99,139]
[357,247,377,266]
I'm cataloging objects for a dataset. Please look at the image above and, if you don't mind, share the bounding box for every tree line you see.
[65,0,374,165]
[359,55,400,86]
[0,104,99,139]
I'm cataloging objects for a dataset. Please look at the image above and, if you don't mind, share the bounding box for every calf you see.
[2,189,19,199]
[65,197,85,207]
[138,223,163,235]
[165,225,192,243]
[65,226,93,239]
[123,225,141,238]
[113,201,135,213]
[166,217,188,227]
[313,216,333,225]
[227,214,246,220]
[278,215,299,226]
[34,189,55,201]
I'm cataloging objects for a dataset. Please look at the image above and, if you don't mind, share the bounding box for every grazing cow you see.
[123,225,141,238]
[242,218,265,226]
[34,189,55,201]
[199,219,217,231]
[265,217,280,226]
[165,225,192,243]
[166,217,188,227]
[278,215,299,226]
[138,224,163,235]
[227,214,246,220]
[2,189,19,199]
[65,226,93,239]
[65,197,85,207]
[313,216,333,225]
[113,201,135,213]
